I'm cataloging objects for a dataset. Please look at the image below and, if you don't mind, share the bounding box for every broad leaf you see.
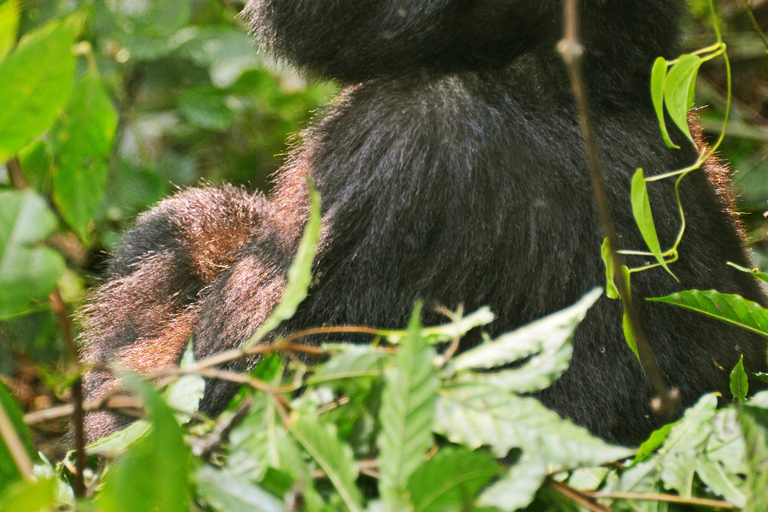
[0,16,79,160]
[648,290,768,338]
[0,478,57,512]
[0,0,19,61]
[378,305,439,510]
[477,457,548,512]
[631,168,673,278]
[245,183,320,347]
[0,190,66,319]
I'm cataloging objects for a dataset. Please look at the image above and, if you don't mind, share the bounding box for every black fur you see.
[81,0,768,446]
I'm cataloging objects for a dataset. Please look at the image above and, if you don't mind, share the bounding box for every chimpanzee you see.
[80,0,768,445]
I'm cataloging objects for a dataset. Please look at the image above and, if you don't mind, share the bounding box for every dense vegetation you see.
[1,0,768,510]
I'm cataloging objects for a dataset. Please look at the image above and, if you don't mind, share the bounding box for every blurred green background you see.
[0,0,766,451]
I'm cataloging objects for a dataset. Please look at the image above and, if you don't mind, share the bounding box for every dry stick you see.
[546,479,612,512]
[49,290,86,498]
[556,0,676,418]
[24,395,144,425]
[7,157,26,188]
[589,491,738,510]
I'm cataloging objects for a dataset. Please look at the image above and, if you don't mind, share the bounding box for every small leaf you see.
[244,182,320,347]
[663,54,702,143]
[728,262,768,285]
[477,457,548,512]
[290,414,362,512]
[617,265,640,361]
[648,290,768,338]
[731,356,749,403]
[308,346,388,386]
[0,16,79,160]
[755,373,768,385]
[738,405,768,512]
[601,238,619,299]
[405,448,502,512]
[651,56,678,148]
[631,168,674,278]
[0,0,20,61]
[453,288,601,373]
[633,420,679,464]
[378,304,439,510]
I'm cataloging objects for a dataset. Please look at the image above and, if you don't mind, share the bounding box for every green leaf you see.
[196,466,283,512]
[453,288,601,378]
[244,182,320,347]
[651,56,678,148]
[477,457,548,512]
[308,345,388,386]
[0,382,33,495]
[738,405,768,512]
[86,420,151,455]
[163,341,205,424]
[663,54,702,143]
[648,289,768,338]
[178,88,236,131]
[756,373,768,385]
[0,478,57,512]
[731,356,749,403]
[406,448,502,512]
[0,190,66,320]
[633,420,679,464]
[51,71,117,241]
[290,413,362,512]
[728,262,768,285]
[384,306,495,345]
[378,304,439,510]
[0,16,79,161]
[601,238,619,300]
[434,383,634,464]
[0,0,19,61]
[98,377,191,512]
[631,168,674,278]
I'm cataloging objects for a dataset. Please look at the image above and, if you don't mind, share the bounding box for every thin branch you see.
[589,491,738,510]
[6,157,26,188]
[546,478,612,512]
[556,0,676,419]
[24,395,144,425]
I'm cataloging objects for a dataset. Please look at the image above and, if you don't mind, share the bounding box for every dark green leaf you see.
[52,71,117,241]
[648,289,768,337]
[731,356,749,403]
[178,88,235,131]
[0,16,79,160]
[406,448,502,512]
[663,54,702,143]
[378,305,439,510]
[631,168,674,278]
[0,190,65,320]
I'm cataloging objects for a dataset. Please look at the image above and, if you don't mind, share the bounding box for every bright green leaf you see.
[406,448,502,512]
[651,56,678,148]
[601,238,619,300]
[631,168,674,278]
[731,356,749,403]
[378,304,439,510]
[648,289,768,338]
[52,71,117,241]
[0,190,66,320]
[663,54,702,143]
[0,0,20,61]
[728,262,768,285]
[0,16,79,160]
[245,183,320,347]
[0,477,57,512]
[633,420,679,464]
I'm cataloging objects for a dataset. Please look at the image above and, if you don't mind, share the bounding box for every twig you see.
[24,395,144,425]
[546,478,612,512]
[589,491,738,509]
[50,289,86,497]
[743,0,768,51]
[282,325,382,345]
[6,157,26,188]
[192,399,253,459]
[557,0,676,419]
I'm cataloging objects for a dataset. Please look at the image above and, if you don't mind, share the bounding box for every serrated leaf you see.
[309,346,388,386]
[695,456,746,508]
[0,0,19,61]
[52,71,117,241]
[196,466,283,512]
[98,376,191,512]
[0,477,57,512]
[434,383,633,464]
[405,448,502,512]
[290,414,362,512]
[631,168,674,278]
[738,405,768,512]
[0,190,66,320]
[651,56,678,148]
[648,289,768,337]
[453,288,601,373]
[245,183,320,347]
[0,16,78,160]
[731,356,749,403]
[378,305,439,510]
[663,54,702,143]
[728,262,768,285]
[477,457,547,512]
